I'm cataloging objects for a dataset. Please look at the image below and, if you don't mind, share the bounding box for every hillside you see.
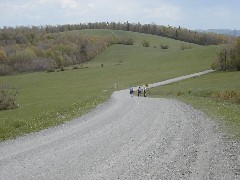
[0,22,230,76]
[0,29,219,141]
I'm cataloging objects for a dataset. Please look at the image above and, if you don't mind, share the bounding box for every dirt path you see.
[0,70,239,180]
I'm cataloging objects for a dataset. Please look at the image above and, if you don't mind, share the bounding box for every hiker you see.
[137,86,142,97]
[129,87,134,97]
[143,86,147,97]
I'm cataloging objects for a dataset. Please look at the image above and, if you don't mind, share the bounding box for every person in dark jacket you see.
[129,87,134,97]
[137,87,142,97]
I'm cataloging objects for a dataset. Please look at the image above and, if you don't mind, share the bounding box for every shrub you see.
[0,84,19,111]
[32,58,50,72]
[180,44,194,50]
[116,37,134,45]
[142,40,150,47]
[188,88,192,94]
[0,49,6,62]
[217,90,240,103]
[0,64,12,76]
[215,38,240,71]
[160,44,169,49]
[216,48,228,71]
[46,69,55,73]
[8,48,37,73]
[211,61,219,70]
[177,89,183,96]
[72,66,79,69]
[80,63,85,69]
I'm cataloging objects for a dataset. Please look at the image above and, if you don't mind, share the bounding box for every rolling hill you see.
[0,29,221,140]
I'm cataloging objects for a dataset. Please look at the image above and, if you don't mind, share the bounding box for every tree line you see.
[1,22,229,45]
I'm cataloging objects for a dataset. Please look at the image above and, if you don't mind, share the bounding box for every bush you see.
[215,38,240,71]
[160,44,169,49]
[8,48,37,73]
[46,69,55,73]
[180,44,194,50]
[211,61,219,70]
[0,84,19,111]
[215,90,240,104]
[188,88,192,94]
[32,58,50,72]
[0,64,12,76]
[72,66,79,69]
[142,40,150,47]
[0,49,6,62]
[116,37,134,45]
[177,89,184,96]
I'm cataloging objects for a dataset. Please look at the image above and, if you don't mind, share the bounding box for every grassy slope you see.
[149,71,240,140]
[0,29,218,141]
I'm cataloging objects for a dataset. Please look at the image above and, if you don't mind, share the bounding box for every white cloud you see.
[38,0,51,4]
[0,0,181,25]
[38,0,79,10]
[59,0,79,10]
[88,3,95,9]
[144,5,182,21]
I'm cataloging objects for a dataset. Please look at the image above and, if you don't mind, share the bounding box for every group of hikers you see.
[129,85,148,97]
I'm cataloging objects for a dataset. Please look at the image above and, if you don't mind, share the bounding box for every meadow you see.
[0,29,219,141]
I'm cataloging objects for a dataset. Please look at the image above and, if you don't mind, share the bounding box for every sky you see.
[0,0,240,30]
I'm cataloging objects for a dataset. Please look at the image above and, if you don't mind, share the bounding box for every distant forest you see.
[0,22,232,75]
[197,29,240,37]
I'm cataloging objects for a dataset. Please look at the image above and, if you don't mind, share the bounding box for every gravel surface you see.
[0,70,239,180]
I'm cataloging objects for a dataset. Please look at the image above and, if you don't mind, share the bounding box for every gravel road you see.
[0,70,239,180]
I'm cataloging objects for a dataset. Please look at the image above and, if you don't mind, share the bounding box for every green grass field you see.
[0,29,220,141]
[149,71,240,140]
